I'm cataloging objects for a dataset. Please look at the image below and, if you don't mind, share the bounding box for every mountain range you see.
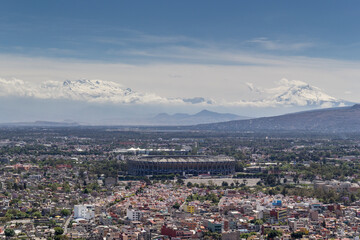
[0,110,247,126]
[0,78,352,108]
[0,121,80,127]
[0,77,355,124]
[150,110,248,125]
[194,104,360,133]
[3,104,360,133]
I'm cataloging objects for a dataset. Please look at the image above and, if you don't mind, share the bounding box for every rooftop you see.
[129,155,235,163]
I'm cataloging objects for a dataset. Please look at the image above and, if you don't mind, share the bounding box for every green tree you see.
[221,181,229,187]
[173,202,181,209]
[240,232,257,239]
[291,231,306,239]
[350,194,356,202]
[32,211,42,218]
[60,209,71,216]
[49,219,57,227]
[251,219,264,225]
[4,228,15,237]
[176,178,184,185]
[54,227,64,235]
[267,230,282,239]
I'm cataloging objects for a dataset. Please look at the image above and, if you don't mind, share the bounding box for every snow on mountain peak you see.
[38,79,211,105]
[273,79,338,106]
[232,78,350,108]
[0,77,215,105]
[56,79,169,104]
[0,77,351,108]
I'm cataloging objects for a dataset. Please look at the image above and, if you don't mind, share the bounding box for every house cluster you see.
[0,133,360,239]
[62,182,360,240]
[0,160,121,239]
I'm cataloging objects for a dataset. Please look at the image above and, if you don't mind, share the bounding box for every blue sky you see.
[1,0,359,62]
[1,0,360,117]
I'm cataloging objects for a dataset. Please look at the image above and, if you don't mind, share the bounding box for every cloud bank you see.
[0,77,350,108]
[0,78,211,105]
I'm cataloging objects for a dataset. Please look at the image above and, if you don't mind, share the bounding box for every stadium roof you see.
[129,155,235,163]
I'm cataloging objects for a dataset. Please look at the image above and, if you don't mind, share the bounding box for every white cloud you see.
[248,37,314,51]
[0,76,349,109]
[263,78,308,94]
[245,82,261,93]
[93,29,210,49]
[0,78,210,105]
[0,46,359,106]
[0,78,35,97]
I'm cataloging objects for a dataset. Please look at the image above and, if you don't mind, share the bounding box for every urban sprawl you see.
[0,128,359,240]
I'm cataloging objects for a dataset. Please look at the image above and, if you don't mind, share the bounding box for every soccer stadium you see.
[127,155,235,176]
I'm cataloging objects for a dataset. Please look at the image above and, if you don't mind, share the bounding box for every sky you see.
[1,1,360,122]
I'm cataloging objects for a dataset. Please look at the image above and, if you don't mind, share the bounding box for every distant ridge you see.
[0,121,80,127]
[193,104,360,133]
[151,110,249,126]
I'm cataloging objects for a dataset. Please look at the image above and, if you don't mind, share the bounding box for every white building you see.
[126,208,143,221]
[74,204,95,220]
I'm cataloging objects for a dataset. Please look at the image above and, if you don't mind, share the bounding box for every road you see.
[63,214,73,234]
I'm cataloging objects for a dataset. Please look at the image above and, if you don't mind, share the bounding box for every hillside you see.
[151,110,248,125]
[194,104,360,132]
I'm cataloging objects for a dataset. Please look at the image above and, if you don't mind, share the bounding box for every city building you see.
[128,155,235,176]
[74,204,95,220]
[126,208,143,221]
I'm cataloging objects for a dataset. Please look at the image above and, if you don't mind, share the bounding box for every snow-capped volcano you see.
[240,79,351,108]
[0,77,215,105]
[39,79,170,104]
[0,77,352,108]
[55,79,217,105]
[272,80,343,107]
